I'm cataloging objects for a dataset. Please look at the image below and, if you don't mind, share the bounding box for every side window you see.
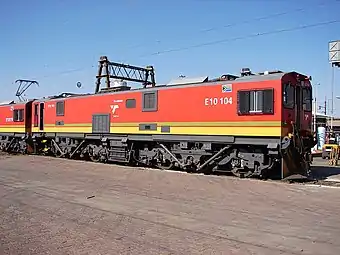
[126,99,136,108]
[283,83,295,109]
[249,90,264,113]
[56,101,65,116]
[302,87,312,112]
[142,91,158,112]
[238,89,274,115]
[13,109,24,122]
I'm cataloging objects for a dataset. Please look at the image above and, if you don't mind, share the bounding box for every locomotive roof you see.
[0,100,27,106]
[42,71,291,102]
[234,72,285,82]
[0,100,15,106]
[167,76,209,86]
[0,71,305,105]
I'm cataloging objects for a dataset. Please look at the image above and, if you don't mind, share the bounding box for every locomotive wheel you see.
[88,146,103,162]
[89,150,101,163]
[231,168,254,178]
[157,159,174,170]
[89,154,101,162]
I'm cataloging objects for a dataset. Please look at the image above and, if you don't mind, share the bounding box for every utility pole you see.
[328,40,340,132]
[331,66,334,131]
[318,97,328,115]
[313,98,317,133]
[313,83,320,134]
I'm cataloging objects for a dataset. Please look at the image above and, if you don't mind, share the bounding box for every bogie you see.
[1,134,284,179]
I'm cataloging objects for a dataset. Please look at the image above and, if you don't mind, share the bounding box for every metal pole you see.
[313,83,318,134]
[331,65,334,131]
[313,97,317,133]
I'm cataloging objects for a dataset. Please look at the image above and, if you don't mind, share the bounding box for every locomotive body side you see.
[38,76,283,139]
[0,103,27,134]
[22,73,288,178]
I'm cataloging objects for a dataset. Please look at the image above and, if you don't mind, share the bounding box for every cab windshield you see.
[283,83,294,109]
[302,87,312,112]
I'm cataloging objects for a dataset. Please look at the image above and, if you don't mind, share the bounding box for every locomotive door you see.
[25,101,33,134]
[295,85,301,129]
[39,102,45,131]
[282,83,304,179]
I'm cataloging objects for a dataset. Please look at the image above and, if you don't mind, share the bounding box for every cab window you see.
[302,87,312,111]
[283,83,294,109]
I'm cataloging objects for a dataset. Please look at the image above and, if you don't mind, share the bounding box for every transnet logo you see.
[110,104,119,115]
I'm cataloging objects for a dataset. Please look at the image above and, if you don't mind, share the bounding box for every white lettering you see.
[204,97,233,106]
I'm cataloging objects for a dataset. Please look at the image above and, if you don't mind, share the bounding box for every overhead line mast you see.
[95,56,156,93]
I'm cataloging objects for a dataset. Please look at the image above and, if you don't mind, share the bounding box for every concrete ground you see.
[1,155,340,255]
[312,156,340,182]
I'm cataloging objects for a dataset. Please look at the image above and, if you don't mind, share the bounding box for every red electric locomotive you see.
[0,56,315,179]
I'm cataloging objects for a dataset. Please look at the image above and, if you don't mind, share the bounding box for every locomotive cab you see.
[281,72,313,178]
[282,76,312,132]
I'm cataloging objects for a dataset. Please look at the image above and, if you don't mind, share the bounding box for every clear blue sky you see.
[1,0,340,115]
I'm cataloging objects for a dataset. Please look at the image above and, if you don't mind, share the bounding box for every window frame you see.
[13,108,24,122]
[283,83,295,109]
[34,104,39,127]
[56,101,65,116]
[237,88,274,116]
[142,90,158,112]
[302,86,312,112]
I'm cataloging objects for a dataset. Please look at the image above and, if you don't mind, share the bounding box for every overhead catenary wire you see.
[31,18,340,80]
[31,66,96,80]
[138,19,340,57]
[123,0,339,51]
[28,0,340,80]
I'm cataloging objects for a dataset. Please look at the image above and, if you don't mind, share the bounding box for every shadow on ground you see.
[311,165,340,180]
[311,157,340,181]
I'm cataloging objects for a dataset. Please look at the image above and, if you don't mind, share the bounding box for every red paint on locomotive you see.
[0,103,27,129]
[42,80,282,125]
